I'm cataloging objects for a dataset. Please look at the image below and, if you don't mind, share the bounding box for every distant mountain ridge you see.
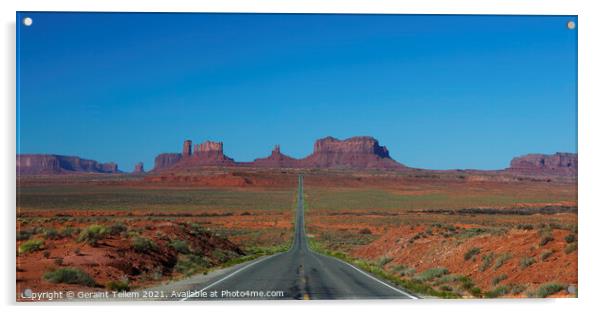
[16,137,578,176]
[506,152,577,176]
[17,154,119,175]
[153,136,406,171]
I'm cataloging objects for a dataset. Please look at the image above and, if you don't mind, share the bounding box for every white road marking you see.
[179,252,284,301]
[316,252,419,299]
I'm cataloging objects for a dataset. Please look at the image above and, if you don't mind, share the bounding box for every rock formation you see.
[148,136,576,176]
[300,136,404,169]
[252,145,299,168]
[153,153,182,171]
[182,140,192,157]
[507,152,577,176]
[151,136,405,171]
[17,154,120,175]
[133,162,145,174]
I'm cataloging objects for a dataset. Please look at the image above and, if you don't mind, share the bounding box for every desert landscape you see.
[16,136,577,299]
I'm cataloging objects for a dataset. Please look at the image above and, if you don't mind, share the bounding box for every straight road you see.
[180,175,417,300]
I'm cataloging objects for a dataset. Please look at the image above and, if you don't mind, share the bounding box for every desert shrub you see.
[240,211,251,216]
[358,228,372,235]
[77,224,108,246]
[44,228,61,240]
[492,274,508,286]
[108,222,128,235]
[175,254,212,276]
[494,252,512,269]
[458,228,487,239]
[464,247,481,261]
[520,256,536,269]
[398,267,416,277]
[539,234,554,246]
[516,224,534,230]
[535,282,566,298]
[540,249,554,261]
[457,275,474,290]
[564,242,577,254]
[188,223,205,236]
[18,239,44,254]
[212,248,240,262]
[415,267,449,281]
[509,283,526,295]
[377,256,393,267]
[43,267,96,287]
[60,226,80,238]
[17,230,33,241]
[485,285,509,298]
[132,236,157,253]
[479,253,494,272]
[564,234,576,244]
[469,287,482,297]
[106,280,130,292]
[440,285,453,292]
[391,264,407,273]
[43,251,51,258]
[169,239,190,254]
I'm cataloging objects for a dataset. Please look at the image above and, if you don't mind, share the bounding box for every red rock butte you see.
[15,137,578,176]
[17,154,120,175]
[153,136,406,171]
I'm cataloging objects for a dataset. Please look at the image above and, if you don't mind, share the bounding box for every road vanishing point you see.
[180,175,417,300]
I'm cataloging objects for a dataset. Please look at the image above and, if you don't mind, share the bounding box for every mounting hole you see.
[567,20,576,30]
[22,17,33,27]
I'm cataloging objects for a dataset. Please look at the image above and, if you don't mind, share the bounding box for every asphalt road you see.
[180,175,417,300]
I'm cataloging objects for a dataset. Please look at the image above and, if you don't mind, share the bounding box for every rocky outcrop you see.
[300,136,404,169]
[133,162,145,174]
[507,153,577,176]
[182,140,192,157]
[252,145,299,168]
[153,153,182,171]
[17,154,120,175]
[151,137,405,171]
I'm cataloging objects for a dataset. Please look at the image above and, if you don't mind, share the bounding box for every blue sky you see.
[17,13,577,171]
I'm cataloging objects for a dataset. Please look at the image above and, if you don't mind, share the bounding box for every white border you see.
[2,1,600,314]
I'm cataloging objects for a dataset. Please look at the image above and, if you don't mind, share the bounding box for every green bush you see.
[564,242,577,254]
[415,267,449,281]
[77,224,108,246]
[520,256,536,269]
[106,280,130,292]
[535,282,566,298]
[108,222,128,235]
[509,283,527,295]
[539,234,554,246]
[540,249,554,261]
[44,228,61,240]
[492,274,508,286]
[175,254,212,276]
[17,230,33,241]
[60,226,80,238]
[43,267,96,287]
[377,256,393,267]
[132,236,157,253]
[18,239,44,254]
[494,252,512,269]
[169,239,190,254]
[485,285,509,298]
[564,234,576,244]
[516,224,534,230]
[464,247,481,261]
[479,253,494,272]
